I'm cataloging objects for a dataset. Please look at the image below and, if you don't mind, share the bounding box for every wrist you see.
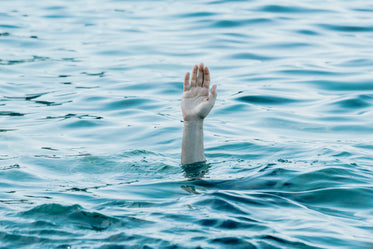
[183,117,204,124]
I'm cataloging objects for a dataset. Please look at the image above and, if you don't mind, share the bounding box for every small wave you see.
[21,204,125,231]
[295,29,320,36]
[229,52,275,61]
[209,237,256,248]
[257,5,329,14]
[330,96,371,109]
[0,24,20,29]
[177,12,217,18]
[0,56,50,65]
[0,164,20,170]
[210,18,272,28]
[318,24,373,32]
[235,95,299,105]
[306,80,373,91]
[278,187,373,209]
[0,111,24,116]
[106,97,156,109]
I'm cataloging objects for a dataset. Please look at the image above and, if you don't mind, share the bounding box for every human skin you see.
[181,63,217,165]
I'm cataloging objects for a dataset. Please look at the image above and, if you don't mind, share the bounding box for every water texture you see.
[1,0,373,248]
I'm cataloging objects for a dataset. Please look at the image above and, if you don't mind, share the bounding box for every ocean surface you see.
[1,0,373,248]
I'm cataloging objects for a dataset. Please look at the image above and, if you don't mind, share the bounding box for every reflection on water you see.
[182,162,211,180]
[1,0,373,248]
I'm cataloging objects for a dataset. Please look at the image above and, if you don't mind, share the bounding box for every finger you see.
[197,62,204,87]
[184,72,190,91]
[203,66,210,89]
[208,85,217,105]
[190,65,198,88]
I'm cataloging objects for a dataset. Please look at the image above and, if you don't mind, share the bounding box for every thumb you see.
[208,85,217,104]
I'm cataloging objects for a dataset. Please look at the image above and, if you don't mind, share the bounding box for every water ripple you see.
[1,0,373,248]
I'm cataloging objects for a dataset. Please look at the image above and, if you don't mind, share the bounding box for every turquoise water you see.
[1,0,373,248]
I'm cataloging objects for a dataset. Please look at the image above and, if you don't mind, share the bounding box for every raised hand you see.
[181,63,217,165]
[182,63,217,121]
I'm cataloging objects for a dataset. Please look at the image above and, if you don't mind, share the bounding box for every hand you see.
[182,63,217,121]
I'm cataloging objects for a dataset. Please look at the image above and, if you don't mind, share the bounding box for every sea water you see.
[1,0,373,248]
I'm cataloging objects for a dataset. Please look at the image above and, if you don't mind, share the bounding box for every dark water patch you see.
[255,234,320,249]
[45,113,103,120]
[106,97,155,110]
[0,111,24,116]
[332,97,370,109]
[235,95,299,105]
[61,57,80,62]
[216,103,250,114]
[58,74,71,78]
[338,58,373,67]
[296,29,320,35]
[34,100,62,106]
[27,229,77,237]
[0,24,20,29]
[209,237,256,248]
[98,200,159,209]
[353,8,373,12]
[43,6,67,10]
[100,232,163,246]
[210,18,272,28]
[98,234,180,249]
[192,167,299,191]
[0,32,10,36]
[43,15,72,19]
[0,56,50,65]
[81,71,105,77]
[330,124,373,133]
[155,81,182,95]
[333,151,352,157]
[206,142,273,160]
[4,92,47,100]
[281,187,373,209]
[258,5,327,14]
[182,162,210,180]
[0,231,53,247]
[318,24,373,32]
[262,42,311,49]
[0,199,34,205]
[0,128,16,132]
[75,85,100,89]
[307,80,373,91]
[214,191,287,208]
[283,167,368,192]
[21,204,131,231]
[177,12,217,18]
[194,196,248,215]
[244,18,273,25]
[0,164,20,170]
[280,69,343,76]
[229,52,275,61]
[210,20,244,28]
[354,143,373,151]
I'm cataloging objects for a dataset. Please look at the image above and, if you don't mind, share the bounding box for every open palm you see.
[182,63,217,121]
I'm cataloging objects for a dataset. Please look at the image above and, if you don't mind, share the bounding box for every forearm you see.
[181,120,206,165]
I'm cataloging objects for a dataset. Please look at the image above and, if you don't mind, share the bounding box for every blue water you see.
[1,0,373,248]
